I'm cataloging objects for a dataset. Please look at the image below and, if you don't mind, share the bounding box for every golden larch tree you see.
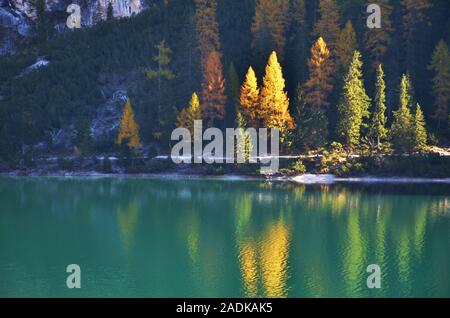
[177,92,202,135]
[201,50,226,127]
[259,51,293,132]
[117,99,141,152]
[239,66,261,128]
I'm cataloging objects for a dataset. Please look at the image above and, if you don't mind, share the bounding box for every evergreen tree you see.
[337,51,371,148]
[235,112,252,162]
[286,0,309,85]
[32,0,49,44]
[201,50,226,127]
[401,0,432,81]
[117,99,142,153]
[429,40,450,131]
[225,63,240,128]
[302,37,334,147]
[259,51,293,133]
[252,0,290,63]
[312,0,341,57]
[391,75,415,152]
[414,103,427,150]
[194,0,221,67]
[147,40,175,131]
[239,66,260,128]
[368,64,388,148]
[336,21,357,75]
[107,2,114,20]
[364,0,393,70]
[177,93,202,135]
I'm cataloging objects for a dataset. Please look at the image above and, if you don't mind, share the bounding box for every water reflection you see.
[0,178,448,297]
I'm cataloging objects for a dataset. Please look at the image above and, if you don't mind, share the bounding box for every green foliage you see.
[368,64,388,148]
[337,51,371,148]
[414,104,427,150]
[391,75,415,152]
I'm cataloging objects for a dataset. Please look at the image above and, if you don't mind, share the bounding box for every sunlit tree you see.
[260,51,294,133]
[177,92,202,135]
[337,51,371,148]
[117,99,142,153]
[368,64,388,148]
[201,50,226,127]
[239,67,260,128]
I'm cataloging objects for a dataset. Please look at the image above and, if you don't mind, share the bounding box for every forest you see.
[0,0,449,175]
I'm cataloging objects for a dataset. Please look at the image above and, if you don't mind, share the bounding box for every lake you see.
[0,177,448,297]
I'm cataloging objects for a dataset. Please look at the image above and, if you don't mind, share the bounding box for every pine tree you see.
[259,51,294,133]
[312,0,341,55]
[429,40,450,130]
[225,63,240,128]
[337,51,371,148]
[107,2,114,20]
[252,0,290,62]
[239,66,260,128]
[235,112,252,162]
[201,50,226,127]
[401,0,432,81]
[287,0,309,84]
[414,103,427,150]
[194,0,221,67]
[336,21,357,74]
[177,93,202,135]
[147,40,175,131]
[302,37,334,147]
[117,99,142,153]
[391,75,415,152]
[295,85,327,150]
[32,0,49,44]
[368,64,388,148]
[364,0,393,69]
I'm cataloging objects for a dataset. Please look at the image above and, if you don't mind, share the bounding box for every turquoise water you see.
[0,177,449,297]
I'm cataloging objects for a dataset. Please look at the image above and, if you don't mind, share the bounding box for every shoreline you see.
[1,171,450,184]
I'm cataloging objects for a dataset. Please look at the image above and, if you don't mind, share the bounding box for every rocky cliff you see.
[0,0,145,55]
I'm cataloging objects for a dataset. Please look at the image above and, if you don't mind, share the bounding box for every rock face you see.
[0,0,145,55]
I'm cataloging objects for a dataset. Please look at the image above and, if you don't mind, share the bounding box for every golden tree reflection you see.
[235,192,291,298]
[116,200,140,253]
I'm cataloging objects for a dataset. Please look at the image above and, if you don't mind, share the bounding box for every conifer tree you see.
[201,50,226,127]
[336,21,357,74]
[368,64,388,148]
[337,51,371,148]
[312,0,341,57]
[147,40,175,131]
[117,99,142,153]
[226,63,240,127]
[364,0,393,69]
[429,40,450,130]
[302,37,334,147]
[414,103,427,150]
[239,67,260,128]
[287,0,309,84]
[259,52,293,133]
[235,112,252,162]
[32,0,49,43]
[252,0,290,62]
[107,2,114,20]
[391,75,415,152]
[401,0,432,81]
[177,93,202,135]
[194,0,221,67]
